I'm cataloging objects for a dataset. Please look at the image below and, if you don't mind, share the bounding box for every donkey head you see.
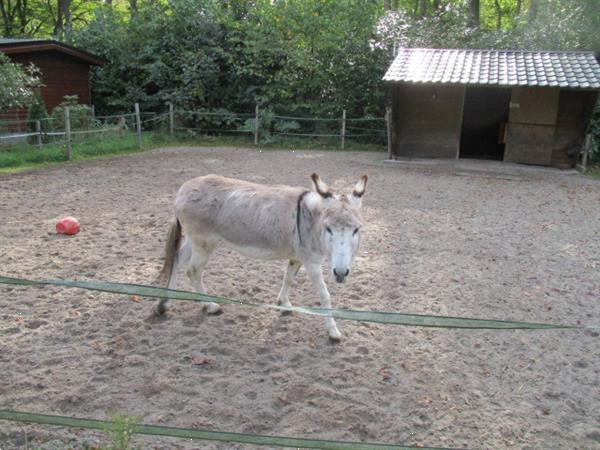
[310,173,367,283]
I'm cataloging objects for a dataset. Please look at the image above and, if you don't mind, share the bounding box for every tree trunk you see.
[18,0,29,35]
[384,0,391,10]
[54,0,63,39]
[52,0,72,41]
[494,0,502,29]
[129,0,138,16]
[62,0,72,42]
[0,0,14,37]
[468,0,480,28]
[528,0,538,22]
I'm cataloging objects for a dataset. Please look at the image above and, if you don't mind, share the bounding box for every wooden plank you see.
[135,103,142,149]
[394,84,463,158]
[64,107,72,160]
[455,86,466,159]
[504,123,554,165]
[385,106,392,159]
[508,87,559,125]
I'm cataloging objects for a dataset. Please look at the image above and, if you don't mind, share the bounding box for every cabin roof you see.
[383,48,600,89]
[0,38,106,66]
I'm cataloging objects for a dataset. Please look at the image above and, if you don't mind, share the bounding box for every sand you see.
[0,147,599,449]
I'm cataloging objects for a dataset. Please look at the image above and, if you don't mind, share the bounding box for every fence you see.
[0,275,594,448]
[0,103,390,168]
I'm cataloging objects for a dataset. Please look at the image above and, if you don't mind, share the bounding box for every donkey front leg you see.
[305,262,341,341]
[277,259,302,314]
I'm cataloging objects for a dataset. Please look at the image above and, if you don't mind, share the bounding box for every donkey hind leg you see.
[305,262,341,341]
[277,259,302,315]
[156,237,191,315]
[187,240,221,315]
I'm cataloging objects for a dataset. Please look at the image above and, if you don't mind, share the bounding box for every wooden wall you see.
[504,87,559,165]
[8,50,92,112]
[391,84,464,158]
[390,82,598,168]
[551,90,598,168]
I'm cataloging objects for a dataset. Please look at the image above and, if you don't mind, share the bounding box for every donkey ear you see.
[349,175,367,207]
[311,173,333,198]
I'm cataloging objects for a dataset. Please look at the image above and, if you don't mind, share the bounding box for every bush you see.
[50,95,95,131]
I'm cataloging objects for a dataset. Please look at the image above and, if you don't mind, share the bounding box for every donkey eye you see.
[326,227,333,235]
[353,228,360,236]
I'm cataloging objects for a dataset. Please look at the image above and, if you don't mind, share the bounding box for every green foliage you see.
[100,412,141,450]
[0,53,41,111]
[74,0,387,117]
[50,95,95,130]
[3,0,599,136]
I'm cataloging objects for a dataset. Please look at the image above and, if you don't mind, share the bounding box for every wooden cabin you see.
[0,39,105,130]
[384,49,600,168]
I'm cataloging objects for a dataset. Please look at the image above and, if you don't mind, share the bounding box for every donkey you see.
[155,173,367,341]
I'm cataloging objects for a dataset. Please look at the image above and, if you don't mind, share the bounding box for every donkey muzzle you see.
[333,268,350,283]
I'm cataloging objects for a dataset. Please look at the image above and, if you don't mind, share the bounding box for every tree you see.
[468,0,480,28]
[0,52,41,111]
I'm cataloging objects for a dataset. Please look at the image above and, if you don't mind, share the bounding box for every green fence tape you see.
[0,410,459,450]
[0,275,589,330]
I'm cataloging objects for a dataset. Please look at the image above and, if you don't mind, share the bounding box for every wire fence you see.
[0,103,389,170]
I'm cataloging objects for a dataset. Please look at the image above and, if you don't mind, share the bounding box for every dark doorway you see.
[459,87,511,160]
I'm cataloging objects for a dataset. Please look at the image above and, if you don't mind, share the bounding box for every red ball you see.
[56,217,80,235]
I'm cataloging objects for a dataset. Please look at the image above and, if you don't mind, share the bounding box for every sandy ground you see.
[0,147,599,450]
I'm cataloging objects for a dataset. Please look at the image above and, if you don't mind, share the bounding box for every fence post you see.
[134,102,142,149]
[91,105,95,121]
[168,102,174,137]
[64,106,72,160]
[35,120,42,148]
[581,134,591,172]
[254,104,260,145]
[385,107,392,160]
[341,109,346,151]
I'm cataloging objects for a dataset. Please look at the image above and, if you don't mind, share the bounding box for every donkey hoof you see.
[155,304,167,316]
[281,309,293,316]
[328,330,342,343]
[204,303,222,315]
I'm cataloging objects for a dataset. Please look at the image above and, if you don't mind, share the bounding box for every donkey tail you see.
[154,218,182,316]
[156,218,182,286]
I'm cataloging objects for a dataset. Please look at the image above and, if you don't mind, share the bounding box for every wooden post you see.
[385,107,392,160]
[134,102,142,149]
[168,102,174,137]
[581,134,591,172]
[64,106,72,160]
[254,104,259,145]
[91,104,95,120]
[35,120,42,148]
[341,109,346,151]
[118,116,125,137]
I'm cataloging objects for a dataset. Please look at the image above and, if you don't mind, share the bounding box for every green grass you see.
[0,132,178,173]
[0,130,385,173]
[586,166,600,179]
[100,412,141,450]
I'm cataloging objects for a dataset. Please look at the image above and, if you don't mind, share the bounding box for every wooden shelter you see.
[384,49,600,168]
[0,39,105,128]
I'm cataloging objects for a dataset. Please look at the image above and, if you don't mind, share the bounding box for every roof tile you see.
[383,48,600,89]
